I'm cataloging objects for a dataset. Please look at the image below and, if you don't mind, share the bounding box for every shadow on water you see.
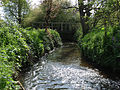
[20,43,120,90]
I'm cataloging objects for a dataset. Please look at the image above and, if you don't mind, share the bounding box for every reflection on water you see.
[20,43,120,90]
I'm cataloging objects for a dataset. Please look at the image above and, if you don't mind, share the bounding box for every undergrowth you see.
[77,26,120,72]
[0,25,62,89]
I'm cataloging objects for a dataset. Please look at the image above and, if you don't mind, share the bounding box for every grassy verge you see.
[0,26,62,89]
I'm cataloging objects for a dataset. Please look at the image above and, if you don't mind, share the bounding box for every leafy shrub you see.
[50,29,62,46]
[0,26,29,89]
[79,26,120,72]
[22,28,62,58]
[74,27,83,42]
[0,26,62,89]
[0,26,29,65]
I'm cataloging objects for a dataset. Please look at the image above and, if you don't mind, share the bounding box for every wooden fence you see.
[31,22,81,32]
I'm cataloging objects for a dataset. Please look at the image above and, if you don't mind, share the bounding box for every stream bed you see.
[20,43,120,90]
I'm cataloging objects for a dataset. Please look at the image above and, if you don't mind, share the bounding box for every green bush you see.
[23,28,62,58]
[50,29,63,46]
[0,26,29,89]
[0,26,62,89]
[0,26,29,65]
[78,26,120,72]
[74,27,83,42]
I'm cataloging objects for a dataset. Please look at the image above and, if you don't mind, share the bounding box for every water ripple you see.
[20,43,120,90]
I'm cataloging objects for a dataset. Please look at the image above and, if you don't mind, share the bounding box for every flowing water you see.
[20,43,120,90]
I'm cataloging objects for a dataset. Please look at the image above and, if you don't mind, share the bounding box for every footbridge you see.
[32,22,81,41]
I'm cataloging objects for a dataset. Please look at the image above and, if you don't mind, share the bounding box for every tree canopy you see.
[1,0,30,24]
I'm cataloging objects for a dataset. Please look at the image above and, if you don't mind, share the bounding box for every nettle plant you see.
[0,26,29,89]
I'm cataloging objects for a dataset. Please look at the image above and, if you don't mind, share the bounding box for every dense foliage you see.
[0,26,62,89]
[78,26,120,72]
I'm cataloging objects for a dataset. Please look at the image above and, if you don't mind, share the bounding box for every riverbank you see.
[0,26,62,89]
[76,26,120,74]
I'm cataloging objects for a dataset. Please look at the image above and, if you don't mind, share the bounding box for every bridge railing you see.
[31,22,81,32]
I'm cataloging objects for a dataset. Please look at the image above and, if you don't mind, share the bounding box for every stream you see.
[20,43,120,90]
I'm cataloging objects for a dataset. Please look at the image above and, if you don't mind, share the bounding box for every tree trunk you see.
[78,0,90,37]
[18,0,22,24]
[45,16,49,32]
[45,0,52,32]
